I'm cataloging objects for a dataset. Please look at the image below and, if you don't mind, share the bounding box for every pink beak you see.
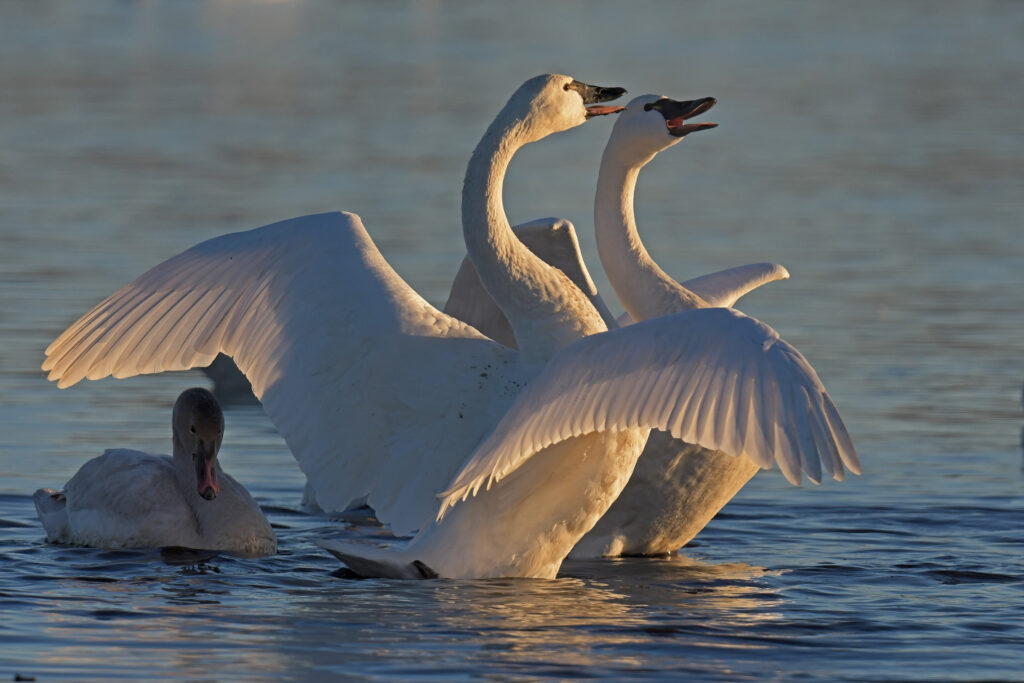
[196,446,220,500]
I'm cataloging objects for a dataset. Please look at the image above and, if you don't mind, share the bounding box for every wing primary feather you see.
[792,385,823,483]
[48,286,169,384]
[674,357,716,446]
[823,397,860,474]
[123,287,215,376]
[437,307,858,521]
[808,398,844,481]
[715,362,743,457]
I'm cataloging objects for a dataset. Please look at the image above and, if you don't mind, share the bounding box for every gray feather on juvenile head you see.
[174,388,224,431]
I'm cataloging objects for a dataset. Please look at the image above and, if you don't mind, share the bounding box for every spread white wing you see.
[679,262,790,308]
[43,211,524,535]
[440,307,859,517]
[617,262,792,326]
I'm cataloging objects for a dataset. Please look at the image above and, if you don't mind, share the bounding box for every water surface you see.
[1,1,1022,680]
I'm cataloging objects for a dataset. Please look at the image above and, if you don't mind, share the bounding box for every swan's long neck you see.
[463,115,605,361]
[594,145,707,321]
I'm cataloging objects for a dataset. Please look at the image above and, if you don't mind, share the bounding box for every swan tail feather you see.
[33,488,69,543]
[317,539,434,580]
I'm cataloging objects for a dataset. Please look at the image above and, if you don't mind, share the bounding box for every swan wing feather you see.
[439,307,859,517]
[43,211,521,535]
[679,262,790,308]
[615,263,790,328]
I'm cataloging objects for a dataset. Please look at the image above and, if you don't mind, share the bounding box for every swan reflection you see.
[261,551,785,677]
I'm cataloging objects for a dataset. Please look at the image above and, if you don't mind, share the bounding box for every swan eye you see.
[190,425,196,434]
[563,83,571,92]
[643,102,654,111]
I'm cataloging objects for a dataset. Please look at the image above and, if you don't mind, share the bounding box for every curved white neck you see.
[594,145,706,321]
[463,114,605,360]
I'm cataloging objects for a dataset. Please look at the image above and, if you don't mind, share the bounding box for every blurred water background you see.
[1,1,1022,680]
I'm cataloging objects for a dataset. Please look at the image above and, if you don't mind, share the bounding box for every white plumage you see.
[437,93,830,558]
[44,78,857,578]
[578,94,854,557]
[33,388,276,557]
[439,308,859,515]
[45,211,522,537]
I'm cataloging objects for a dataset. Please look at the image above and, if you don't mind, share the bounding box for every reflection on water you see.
[267,555,786,680]
[3,489,1024,679]
[8,532,785,680]
[2,0,1023,680]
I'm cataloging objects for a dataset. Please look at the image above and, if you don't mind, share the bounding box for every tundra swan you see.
[44,76,856,578]
[442,95,803,557]
[577,95,794,557]
[43,74,634,574]
[320,81,856,577]
[33,388,276,556]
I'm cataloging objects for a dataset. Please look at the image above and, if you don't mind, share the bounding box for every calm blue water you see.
[2,1,1022,680]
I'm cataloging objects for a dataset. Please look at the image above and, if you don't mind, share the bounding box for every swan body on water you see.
[440,93,811,558]
[44,75,641,577]
[323,79,856,577]
[33,388,276,556]
[577,94,811,557]
[44,76,857,578]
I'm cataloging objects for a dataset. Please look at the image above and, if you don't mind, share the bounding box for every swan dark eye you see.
[190,425,196,434]
[643,102,654,111]
[563,83,570,91]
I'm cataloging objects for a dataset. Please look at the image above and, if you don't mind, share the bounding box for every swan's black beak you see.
[567,80,627,118]
[645,97,718,137]
[194,442,220,501]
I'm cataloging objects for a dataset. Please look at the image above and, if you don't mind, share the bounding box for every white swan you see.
[43,75,856,579]
[441,95,798,557]
[33,388,277,556]
[576,94,793,557]
[321,81,856,578]
[195,221,613,405]
[42,74,630,570]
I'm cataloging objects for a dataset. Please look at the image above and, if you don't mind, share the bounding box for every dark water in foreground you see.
[3,488,1023,681]
[2,1,1023,680]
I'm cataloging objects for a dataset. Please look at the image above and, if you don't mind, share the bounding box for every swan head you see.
[173,387,224,501]
[506,74,626,144]
[607,94,717,161]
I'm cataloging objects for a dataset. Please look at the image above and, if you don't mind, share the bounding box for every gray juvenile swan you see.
[33,388,276,556]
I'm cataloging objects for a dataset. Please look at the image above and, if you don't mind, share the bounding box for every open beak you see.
[647,96,717,137]
[567,80,628,118]
[195,442,220,501]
